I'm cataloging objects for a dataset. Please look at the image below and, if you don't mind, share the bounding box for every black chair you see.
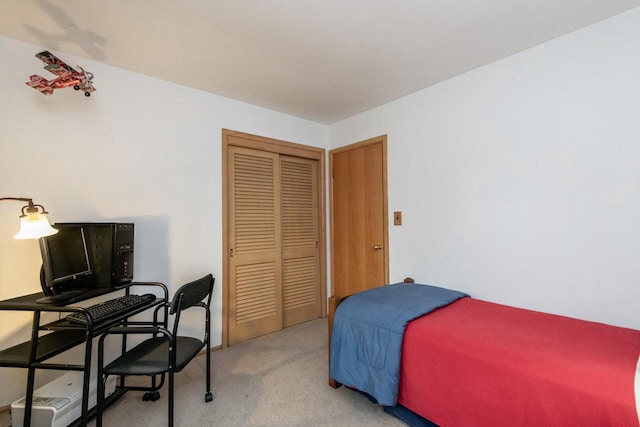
[96,274,215,427]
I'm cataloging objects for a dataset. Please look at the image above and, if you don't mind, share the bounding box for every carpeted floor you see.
[2,318,405,426]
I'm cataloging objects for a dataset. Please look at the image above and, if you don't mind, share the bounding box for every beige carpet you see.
[29,318,403,427]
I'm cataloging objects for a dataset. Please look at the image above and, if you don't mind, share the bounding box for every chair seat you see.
[104,336,204,376]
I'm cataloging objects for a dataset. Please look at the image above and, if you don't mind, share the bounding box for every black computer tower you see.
[56,222,134,288]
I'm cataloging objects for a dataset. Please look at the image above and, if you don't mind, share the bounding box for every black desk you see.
[0,283,168,427]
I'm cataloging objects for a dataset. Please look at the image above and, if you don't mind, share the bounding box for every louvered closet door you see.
[280,156,321,327]
[229,147,283,344]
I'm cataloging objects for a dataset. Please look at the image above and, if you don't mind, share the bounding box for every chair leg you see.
[168,370,174,427]
[205,316,213,402]
[143,373,158,401]
[205,345,212,402]
[143,373,163,401]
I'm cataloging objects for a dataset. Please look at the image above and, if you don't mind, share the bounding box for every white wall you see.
[0,36,328,405]
[330,8,640,331]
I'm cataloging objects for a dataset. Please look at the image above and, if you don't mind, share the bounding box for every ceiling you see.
[1,1,640,124]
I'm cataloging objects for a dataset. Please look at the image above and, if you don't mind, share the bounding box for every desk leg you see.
[80,329,93,427]
[24,311,41,427]
[23,367,36,427]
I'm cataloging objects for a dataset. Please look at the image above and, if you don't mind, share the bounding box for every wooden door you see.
[281,156,321,327]
[228,146,283,344]
[330,135,388,297]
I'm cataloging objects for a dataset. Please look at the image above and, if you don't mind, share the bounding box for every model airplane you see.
[26,51,96,97]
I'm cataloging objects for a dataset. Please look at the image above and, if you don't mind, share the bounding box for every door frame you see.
[329,135,389,297]
[221,129,326,348]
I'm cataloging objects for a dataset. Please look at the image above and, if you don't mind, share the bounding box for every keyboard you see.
[66,293,157,325]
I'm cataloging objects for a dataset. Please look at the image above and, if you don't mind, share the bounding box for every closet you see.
[222,130,325,346]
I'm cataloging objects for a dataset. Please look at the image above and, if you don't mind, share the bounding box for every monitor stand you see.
[36,290,85,305]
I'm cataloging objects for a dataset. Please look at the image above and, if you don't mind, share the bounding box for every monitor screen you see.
[39,225,93,292]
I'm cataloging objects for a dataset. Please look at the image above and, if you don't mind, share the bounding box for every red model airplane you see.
[26,51,96,97]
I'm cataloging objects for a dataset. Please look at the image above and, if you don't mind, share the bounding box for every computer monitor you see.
[39,224,94,295]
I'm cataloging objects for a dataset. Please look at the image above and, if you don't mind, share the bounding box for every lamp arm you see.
[0,197,34,203]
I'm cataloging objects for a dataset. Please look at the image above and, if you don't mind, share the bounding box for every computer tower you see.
[55,222,134,288]
[111,223,134,285]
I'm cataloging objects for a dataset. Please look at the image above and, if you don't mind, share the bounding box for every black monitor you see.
[39,224,94,295]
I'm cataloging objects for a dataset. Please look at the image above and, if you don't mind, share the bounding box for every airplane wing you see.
[25,75,54,95]
[35,50,76,76]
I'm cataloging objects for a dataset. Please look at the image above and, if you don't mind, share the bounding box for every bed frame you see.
[328,294,346,389]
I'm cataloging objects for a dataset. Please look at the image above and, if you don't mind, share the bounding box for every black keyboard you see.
[66,294,156,325]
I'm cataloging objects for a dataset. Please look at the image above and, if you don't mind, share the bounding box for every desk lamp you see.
[0,197,58,239]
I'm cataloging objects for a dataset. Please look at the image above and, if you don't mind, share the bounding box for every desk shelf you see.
[0,330,87,366]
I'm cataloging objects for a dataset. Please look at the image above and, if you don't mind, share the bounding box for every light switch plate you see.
[394,211,402,226]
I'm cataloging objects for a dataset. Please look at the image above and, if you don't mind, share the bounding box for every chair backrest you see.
[170,274,214,315]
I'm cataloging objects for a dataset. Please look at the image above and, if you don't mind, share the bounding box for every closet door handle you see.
[373,245,383,250]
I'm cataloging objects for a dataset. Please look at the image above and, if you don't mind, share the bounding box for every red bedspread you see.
[398,298,640,427]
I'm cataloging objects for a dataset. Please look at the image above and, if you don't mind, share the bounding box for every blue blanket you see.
[329,283,468,406]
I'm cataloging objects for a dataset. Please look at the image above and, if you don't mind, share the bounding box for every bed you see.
[328,281,640,427]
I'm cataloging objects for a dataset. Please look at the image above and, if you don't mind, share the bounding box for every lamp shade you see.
[14,210,58,239]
